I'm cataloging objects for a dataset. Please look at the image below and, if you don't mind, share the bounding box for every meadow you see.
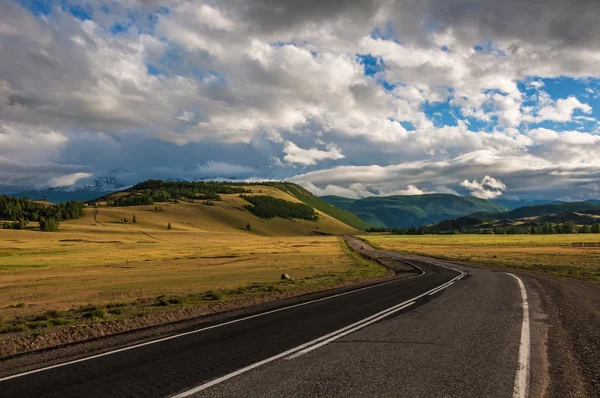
[0,187,385,334]
[362,234,600,281]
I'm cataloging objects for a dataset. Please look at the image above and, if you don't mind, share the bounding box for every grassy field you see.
[362,234,600,281]
[0,189,383,334]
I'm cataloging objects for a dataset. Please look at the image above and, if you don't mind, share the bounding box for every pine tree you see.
[579,225,591,234]
[167,222,172,230]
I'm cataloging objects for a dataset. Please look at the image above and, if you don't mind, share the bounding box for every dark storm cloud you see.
[234,0,385,33]
[419,0,600,48]
[235,0,600,49]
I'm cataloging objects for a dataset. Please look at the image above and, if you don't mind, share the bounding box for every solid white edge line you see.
[170,269,466,397]
[507,273,530,398]
[0,256,424,383]
[285,302,415,360]
[428,282,454,296]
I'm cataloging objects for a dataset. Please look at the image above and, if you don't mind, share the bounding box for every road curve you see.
[0,238,530,398]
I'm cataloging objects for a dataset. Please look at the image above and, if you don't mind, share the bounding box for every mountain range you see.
[9,174,128,204]
[422,201,600,233]
[320,194,507,228]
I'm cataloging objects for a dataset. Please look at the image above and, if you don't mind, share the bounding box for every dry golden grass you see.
[0,190,377,327]
[362,234,600,281]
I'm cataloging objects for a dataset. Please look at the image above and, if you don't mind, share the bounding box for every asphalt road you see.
[0,238,531,398]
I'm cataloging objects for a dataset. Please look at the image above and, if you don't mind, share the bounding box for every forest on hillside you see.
[241,195,318,221]
[105,180,253,206]
[0,196,84,231]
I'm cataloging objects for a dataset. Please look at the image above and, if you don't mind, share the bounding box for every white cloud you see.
[533,96,592,123]
[297,182,372,199]
[282,141,345,166]
[196,161,256,177]
[529,80,544,89]
[46,172,94,188]
[460,176,507,199]
[2,0,600,201]
[581,182,600,192]
[380,185,427,196]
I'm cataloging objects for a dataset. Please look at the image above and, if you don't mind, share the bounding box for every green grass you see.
[271,183,371,230]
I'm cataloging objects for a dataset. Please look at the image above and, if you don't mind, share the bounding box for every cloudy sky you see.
[2,0,600,201]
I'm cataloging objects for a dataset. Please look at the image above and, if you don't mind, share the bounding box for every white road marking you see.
[428,282,454,296]
[507,273,530,398]
[170,269,466,397]
[285,302,415,360]
[0,265,424,383]
[170,301,417,397]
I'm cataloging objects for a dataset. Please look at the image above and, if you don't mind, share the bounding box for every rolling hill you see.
[81,181,365,236]
[420,201,600,234]
[320,194,507,228]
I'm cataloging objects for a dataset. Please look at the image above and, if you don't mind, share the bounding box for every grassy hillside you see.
[321,194,506,228]
[319,195,357,210]
[267,183,371,230]
[86,183,357,236]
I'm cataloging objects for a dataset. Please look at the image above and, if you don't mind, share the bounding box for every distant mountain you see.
[491,198,564,210]
[9,173,128,203]
[319,195,356,211]
[498,201,600,219]
[320,194,507,228]
[422,200,600,233]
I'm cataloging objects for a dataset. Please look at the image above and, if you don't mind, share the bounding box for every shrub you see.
[78,305,98,312]
[27,320,49,329]
[106,302,126,308]
[48,318,71,326]
[83,308,106,319]
[202,290,223,301]
[0,324,27,334]
[167,297,183,305]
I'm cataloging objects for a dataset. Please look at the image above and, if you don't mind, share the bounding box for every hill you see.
[491,198,564,210]
[413,201,600,234]
[320,194,506,228]
[268,184,370,230]
[320,195,357,211]
[83,181,363,236]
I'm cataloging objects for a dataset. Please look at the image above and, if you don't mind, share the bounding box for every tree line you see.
[0,196,84,231]
[108,181,253,206]
[367,221,600,235]
[240,195,318,221]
